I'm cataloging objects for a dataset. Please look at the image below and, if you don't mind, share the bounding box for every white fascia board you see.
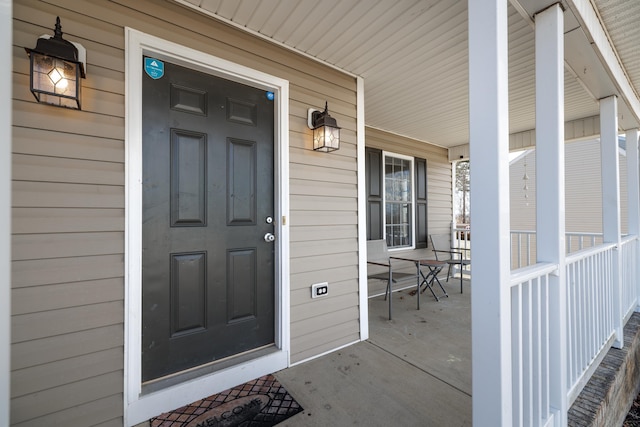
[566,0,640,126]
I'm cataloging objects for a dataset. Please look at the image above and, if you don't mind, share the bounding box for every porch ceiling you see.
[176,0,640,149]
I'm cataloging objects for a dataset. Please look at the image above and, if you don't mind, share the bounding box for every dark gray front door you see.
[141,58,275,382]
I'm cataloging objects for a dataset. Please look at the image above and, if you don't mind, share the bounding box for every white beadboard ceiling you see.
[177,0,640,149]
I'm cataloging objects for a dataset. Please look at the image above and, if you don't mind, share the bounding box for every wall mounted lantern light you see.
[25,17,86,110]
[307,102,341,152]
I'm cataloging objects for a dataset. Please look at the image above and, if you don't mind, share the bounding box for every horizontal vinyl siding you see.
[13,0,359,422]
[564,139,628,235]
[286,69,358,362]
[365,127,453,237]
[13,1,125,424]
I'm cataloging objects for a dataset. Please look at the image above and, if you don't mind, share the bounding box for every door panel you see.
[227,139,257,224]
[142,58,275,382]
[227,248,257,322]
[170,252,207,337]
[170,130,207,226]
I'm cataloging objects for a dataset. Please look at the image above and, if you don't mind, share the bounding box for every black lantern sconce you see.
[307,102,341,152]
[25,17,86,110]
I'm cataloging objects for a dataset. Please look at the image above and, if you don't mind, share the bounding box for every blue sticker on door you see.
[145,58,164,79]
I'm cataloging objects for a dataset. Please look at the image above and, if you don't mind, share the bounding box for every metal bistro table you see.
[390,257,449,312]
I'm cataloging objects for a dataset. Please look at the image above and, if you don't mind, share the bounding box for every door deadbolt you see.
[266,216,273,224]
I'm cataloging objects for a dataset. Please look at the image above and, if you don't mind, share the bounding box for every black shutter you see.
[366,148,383,240]
[415,157,428,248]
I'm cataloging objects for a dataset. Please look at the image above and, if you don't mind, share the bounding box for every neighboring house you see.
[509,138,629,266]
[4,1,640,427]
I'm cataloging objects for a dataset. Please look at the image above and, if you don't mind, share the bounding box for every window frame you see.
[382,151,416,250]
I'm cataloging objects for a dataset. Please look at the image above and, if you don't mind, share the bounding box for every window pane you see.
[384,154,413,249]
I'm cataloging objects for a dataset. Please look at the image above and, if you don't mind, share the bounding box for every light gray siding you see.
[12,0,358,424]
[510,139,629,267]
[366,127,453,237]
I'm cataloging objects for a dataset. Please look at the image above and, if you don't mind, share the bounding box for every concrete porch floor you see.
[275,276,473,426]
[134,268,639,426]
[275,273,640,427]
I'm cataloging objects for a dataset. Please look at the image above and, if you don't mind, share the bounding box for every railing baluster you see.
[503,229,638,423]
[512,278,524,426]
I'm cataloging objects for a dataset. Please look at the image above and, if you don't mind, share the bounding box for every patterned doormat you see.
[150,374,303,427]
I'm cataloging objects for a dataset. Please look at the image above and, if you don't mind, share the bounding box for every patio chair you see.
[367,239,414,320]
[429,234,470,294]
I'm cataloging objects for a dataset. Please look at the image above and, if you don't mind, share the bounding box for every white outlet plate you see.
[311,282,329,298]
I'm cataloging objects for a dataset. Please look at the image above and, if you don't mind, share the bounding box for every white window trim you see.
[124,28,290,426]
[382,151,416,251]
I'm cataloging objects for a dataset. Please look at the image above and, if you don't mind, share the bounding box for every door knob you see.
[264,233,276,242]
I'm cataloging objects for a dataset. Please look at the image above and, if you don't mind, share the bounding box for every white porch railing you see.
[510,231,604,269]
[621,236,639,324]
[566,232,603,253]
[452,226,471,252]
[509,235,640,426]
[511,230,536,269]
[510,262,556,427]
[565,244,616,404]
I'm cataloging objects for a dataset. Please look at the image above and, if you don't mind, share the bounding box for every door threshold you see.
[142,344,278,395]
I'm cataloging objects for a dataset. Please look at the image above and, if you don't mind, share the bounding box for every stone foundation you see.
[568,313,640,426]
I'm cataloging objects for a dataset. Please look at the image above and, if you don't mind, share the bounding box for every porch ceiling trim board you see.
[448,115,602,161]
[565,0,640,128]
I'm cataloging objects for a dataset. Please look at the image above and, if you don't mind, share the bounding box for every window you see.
[365,147,427,248]
[384,153,414,249]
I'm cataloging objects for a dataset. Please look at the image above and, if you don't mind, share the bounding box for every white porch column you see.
[626,129,640,236]
[626,128,640,309]
[535,4,567,425]
[469,0,512,425]
[600,95,623,347]
[0,1,11,425]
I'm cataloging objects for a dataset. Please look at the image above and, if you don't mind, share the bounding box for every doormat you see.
[149,374,303,427]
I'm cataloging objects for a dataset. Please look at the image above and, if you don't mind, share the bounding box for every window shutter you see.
[366,148,383,240]
[415,157,428,248]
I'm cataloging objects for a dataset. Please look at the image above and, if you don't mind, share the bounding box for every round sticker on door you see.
[144,57,164,79]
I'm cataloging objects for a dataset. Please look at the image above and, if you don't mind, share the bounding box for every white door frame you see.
[0,2,11,426]
[124,28,290,426]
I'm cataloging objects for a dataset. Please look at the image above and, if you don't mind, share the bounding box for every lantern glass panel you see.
[30,52,81,109]
[313,125,340,152]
